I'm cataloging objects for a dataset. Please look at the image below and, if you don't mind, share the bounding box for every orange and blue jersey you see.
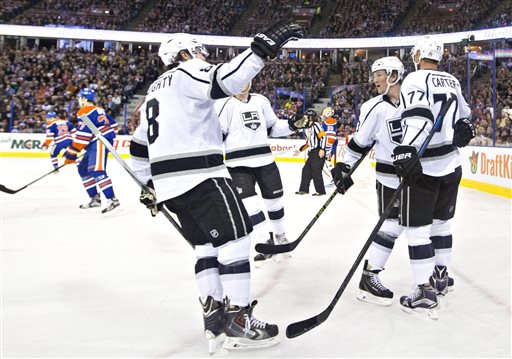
[67,105,117,156]
[42,118,76,147]
[322,116,338,156]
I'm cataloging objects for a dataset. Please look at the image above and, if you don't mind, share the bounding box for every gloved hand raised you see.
[331,162,354,194]
[251,21,304,60]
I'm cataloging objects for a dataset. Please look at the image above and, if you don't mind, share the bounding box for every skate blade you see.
[223,336,280,351]
[400,305,439,321]
[205,331,226,355]
[101,206,123,216]
[356,290,392,306]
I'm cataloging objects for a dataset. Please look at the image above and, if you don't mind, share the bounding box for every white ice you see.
[1,156,510,358]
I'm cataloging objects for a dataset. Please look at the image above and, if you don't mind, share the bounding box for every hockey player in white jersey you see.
[129,22,303,354]
[331,56,405,306]
[391,35,475,319]
[216,81,312,266]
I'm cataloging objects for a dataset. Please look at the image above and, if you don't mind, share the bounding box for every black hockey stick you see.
[0,153,84,194]
[255,151,369,255]
[79,115,187,241]
[286,97,455,339]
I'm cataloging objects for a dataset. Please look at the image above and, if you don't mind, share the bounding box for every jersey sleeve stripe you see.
[402,106,434,122]
[129,140,149,159]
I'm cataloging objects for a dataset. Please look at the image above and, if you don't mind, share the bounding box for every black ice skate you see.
[356,260,393,306]
[254,233,275,267]
[400,284,439,320]
[79,194,101,209]
[429,265,451,296]
[101,197,120,214]
[199,296,225,355]
[223,299,279,351]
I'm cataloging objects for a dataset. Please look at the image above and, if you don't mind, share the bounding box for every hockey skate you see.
[79,194,101,209]
[254,233,275,268]
[356,260,393,306]
[429,265,451,296]
[223,299,279,351]
[400,284,439,320]
[275,233,292,258]
[199,296,226,355]
[101,197,120,214]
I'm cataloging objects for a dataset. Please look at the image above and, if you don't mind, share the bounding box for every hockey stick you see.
[256,151,369,255]
[286,97,455,339]
[79,115,186,240]
[0,152,84,194]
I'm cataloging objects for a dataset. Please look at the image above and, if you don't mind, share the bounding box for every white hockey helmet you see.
[371,56,405,80]
[322,107,334,118]
[411,35,443,67]
[158,33,209,66]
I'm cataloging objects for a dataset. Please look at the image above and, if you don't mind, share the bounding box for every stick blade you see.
[0,184,18,194]
[255,241,296,254]
[286,314,325,338]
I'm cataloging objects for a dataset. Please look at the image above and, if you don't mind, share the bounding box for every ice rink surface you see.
[1,156,511,358]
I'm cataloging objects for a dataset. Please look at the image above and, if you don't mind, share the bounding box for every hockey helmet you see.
[411,35,443,68]
[371,56,405,80]
[46,111,57,119]
[322,107,334,118]
[158,33,209,66]
[78,88,96,107]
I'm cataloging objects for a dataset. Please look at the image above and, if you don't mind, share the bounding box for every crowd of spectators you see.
[398,0,501,36]
[9,0,148,30]
[0,0,37,24]
[320,0,411,38]
[136,0,249,34]
[239,0,323,37]
[0,45,160,133]
[3,0,511,37]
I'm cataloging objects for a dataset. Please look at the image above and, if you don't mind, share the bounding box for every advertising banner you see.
[1,133,510,197]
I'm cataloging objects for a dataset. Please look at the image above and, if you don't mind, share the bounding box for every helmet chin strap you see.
[383,73,399,96]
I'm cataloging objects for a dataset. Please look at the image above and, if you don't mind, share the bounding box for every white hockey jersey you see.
[130,49,265,200]
[343,94,402,189]
[400,69,471,177]
[216,93,293,168]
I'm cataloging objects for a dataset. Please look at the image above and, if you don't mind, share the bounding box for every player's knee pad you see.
[380,218,403,238]
[406,225,432,246]
[431,219,452,237]
[217,235,251,265]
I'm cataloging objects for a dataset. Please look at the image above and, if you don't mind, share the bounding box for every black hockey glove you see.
[453,118,476,147]
[331,162,354,194]
[288,111,314,131]
[392,145,422,184]
[251,21,304,60]
[140,180,158,217]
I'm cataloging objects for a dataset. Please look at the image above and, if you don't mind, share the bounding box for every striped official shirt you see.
[130,49,265,200]
[303,122,326,151]
[400,69,471,177]
[343,94,402,189]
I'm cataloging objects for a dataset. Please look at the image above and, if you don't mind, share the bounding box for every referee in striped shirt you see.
[295,109,327,196]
